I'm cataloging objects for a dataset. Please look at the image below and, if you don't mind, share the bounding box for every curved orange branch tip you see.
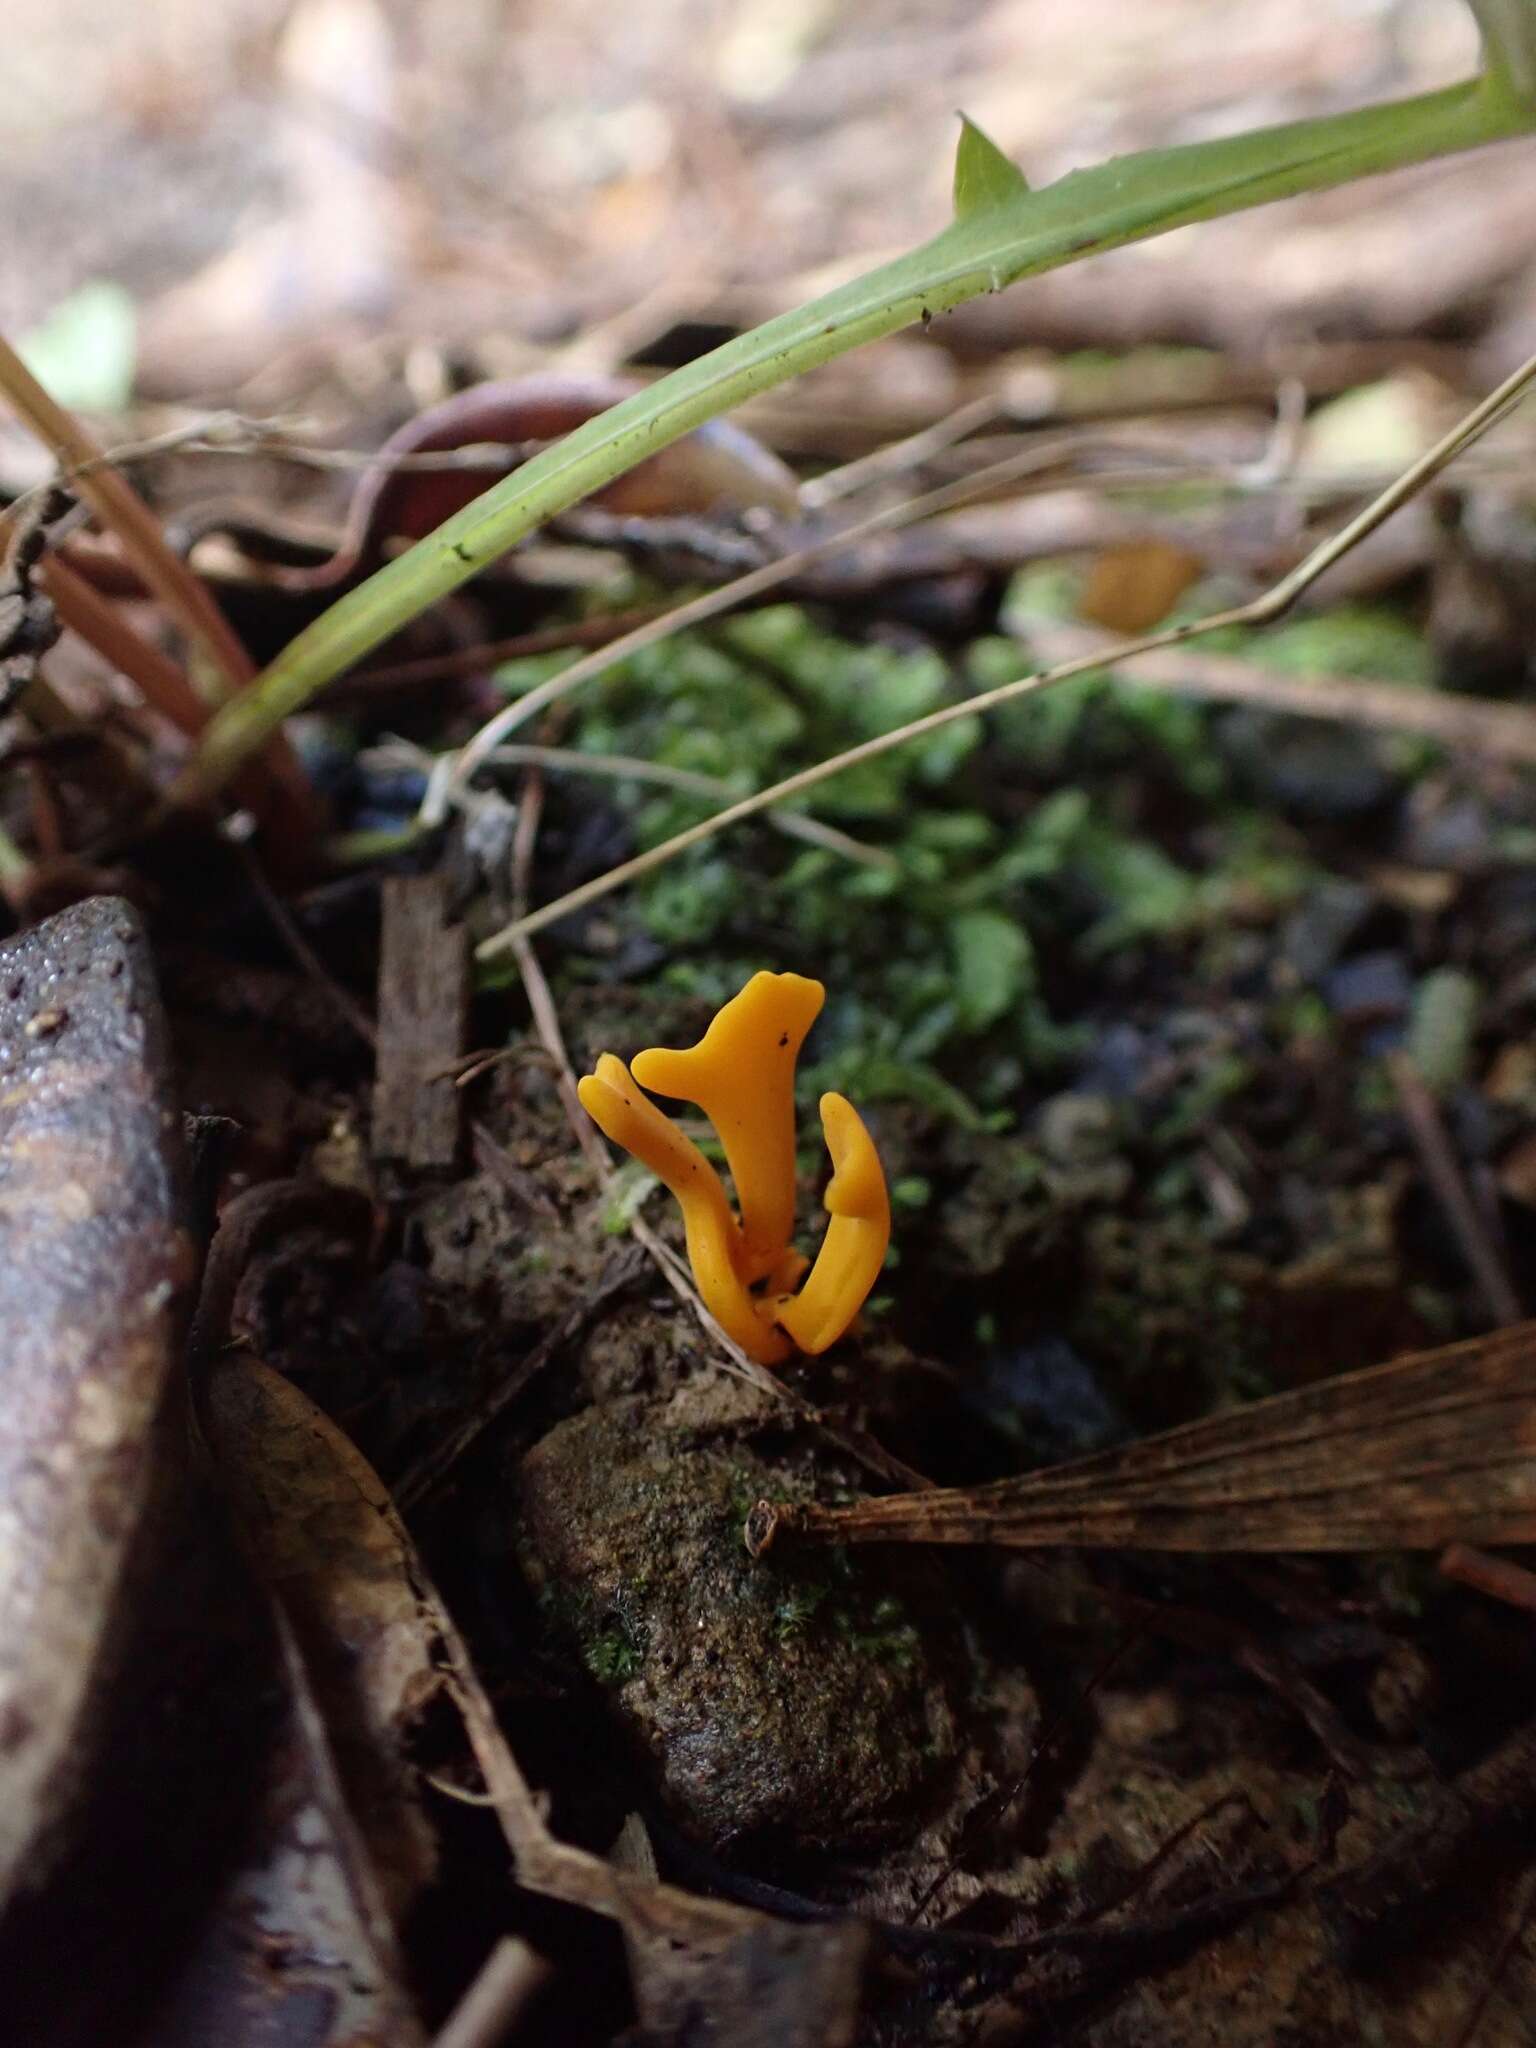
[575,971,890,1364]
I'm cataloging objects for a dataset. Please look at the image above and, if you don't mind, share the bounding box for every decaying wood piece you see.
[372,873,468,1169]
[746,1324,1536,1558]
[0,896,190,1909]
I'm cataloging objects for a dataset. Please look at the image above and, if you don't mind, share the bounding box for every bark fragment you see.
[372,874,468,1169]
[0,896,190,1906]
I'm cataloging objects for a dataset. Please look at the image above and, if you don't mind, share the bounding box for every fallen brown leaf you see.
[1076,538,1204,634]
[202,1354,443,1924]
[747,1324,1536,1558]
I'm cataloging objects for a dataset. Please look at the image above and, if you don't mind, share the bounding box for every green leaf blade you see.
[18,282,136,412]
[952,910,1035,1032]
[952,114,1029,216]
[179,73,1536,807]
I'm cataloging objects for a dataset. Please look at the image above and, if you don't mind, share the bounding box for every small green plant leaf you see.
[18,282,136,413]
[952,909,1034,1031]
[601,1161,660,1234]
[952,114,1029,217]
[1467,0,1536,107]
[1408,967,1480,1095]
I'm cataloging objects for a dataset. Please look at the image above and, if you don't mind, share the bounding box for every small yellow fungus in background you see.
[576,972,890,1365]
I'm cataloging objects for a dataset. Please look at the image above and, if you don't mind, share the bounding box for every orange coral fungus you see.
[576,972,890,1364]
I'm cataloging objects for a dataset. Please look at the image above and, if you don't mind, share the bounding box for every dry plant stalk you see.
[0,335,254,693]
[1022,622,1536,769]
[744,1324,1536,1558]
[40,554,217,738]
[0,339,322,845]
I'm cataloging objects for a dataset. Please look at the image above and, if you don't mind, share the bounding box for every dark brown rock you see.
[517,1398,961,1850]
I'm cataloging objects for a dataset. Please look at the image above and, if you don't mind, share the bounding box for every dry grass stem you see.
[1389,1052,1522,1326]
[1023,622,1536,765]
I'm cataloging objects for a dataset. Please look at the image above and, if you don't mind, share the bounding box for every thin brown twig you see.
[1389,1052,1522,1326]
[509,761,544,927]
[235,843,378,1050]
[29,406,1534,581]
[368,734,893,871]
[1439,1543,1536,1614]
[490,743,895,868]
[419,1771,501,1808]
[505,766,612,1181]
[431,1938,550,2048]
[1448,1862,1536,2048]
[3,415,565,523]
[800,393,1004,508]
[0,336,255,694]
[1021,622,1536,766]
[3,410,284,521]
[40,555,214,739]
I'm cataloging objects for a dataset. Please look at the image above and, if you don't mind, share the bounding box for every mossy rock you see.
[516,1399,962,1849]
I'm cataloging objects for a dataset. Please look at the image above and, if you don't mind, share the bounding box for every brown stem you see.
[0,334,254,694]
[41,557,213,737]
[41,558,320,848]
